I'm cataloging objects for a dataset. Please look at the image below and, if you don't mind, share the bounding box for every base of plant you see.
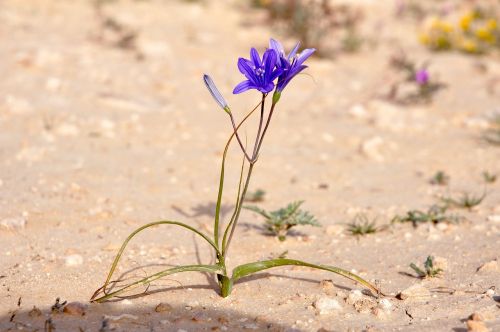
[90,221,383,303]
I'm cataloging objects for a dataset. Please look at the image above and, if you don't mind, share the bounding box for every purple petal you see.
[269,67,283,81]
[237,58,256,80]
[233,80,254,94]
[278,65,307,92]
[263,49,277,83]
[203,74,228,109]
[269,38,284,55]
[258,82,275,93]
[296,48,315,66]
[288,42,301,60]
[250,48,261,67]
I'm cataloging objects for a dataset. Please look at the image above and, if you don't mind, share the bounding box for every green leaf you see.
[244,205,271,219]
[92,220,219,302]
[92,264,222,303]
[231,258,381,296]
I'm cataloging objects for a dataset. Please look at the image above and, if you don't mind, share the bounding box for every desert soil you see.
[1,0,499,331]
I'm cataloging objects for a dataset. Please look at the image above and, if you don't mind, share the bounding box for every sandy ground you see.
[1,0,499,331]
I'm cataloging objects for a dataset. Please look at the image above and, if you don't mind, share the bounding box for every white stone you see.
[360,136,385,162]
[378,298,393,311]
[398,284,431,300]
[0,217,27,231]
[349,104,368,119]
[55,123,80,137]
[347,289,363,304]
[64,254,83,267]
[487,215,500,224]
[313,297,342,315]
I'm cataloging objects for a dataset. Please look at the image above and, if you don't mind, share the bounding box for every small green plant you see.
[392,204,462,227]
[347,214,383,236]
[483,114,500,146]
[245,201,320,241]
[483,171,497,183]
[409,256,443,278]
[244,189,266,202]
[430,171,450,185]
[441,191,486,210]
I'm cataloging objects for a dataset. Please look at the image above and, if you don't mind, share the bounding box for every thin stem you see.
[221,151,247,251]
[254,102,277,160]
[251,94,266,160]
[229,113,252,162]
[213,102,261,250]
[222,163,254,256]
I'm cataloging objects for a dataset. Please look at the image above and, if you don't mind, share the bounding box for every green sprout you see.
[90,45,383,303]
[245,201,320,241]
[244,189,266,202]
[409,256,443,278]
[429,171,449,186]
[482,171,497,183]
[483,115,500,146]
[347,214,384,236]
[441,191,486,210]
[392,204,462,227]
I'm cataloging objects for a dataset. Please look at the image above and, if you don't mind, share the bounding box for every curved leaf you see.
[92,220,219,302]
[231,258,382,296]
[92,264,222,303]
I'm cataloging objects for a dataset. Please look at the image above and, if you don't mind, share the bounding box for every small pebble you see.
[64,254,83,267]
[326,225,343,236]
[477,260,499,273]
[346,289,363,304]
[397,284,431,301]
[155,302,173,313]
[378,298,393,311]
[313,297,342,315]
[28,306,42,317]
[360,136,385,162]
[466,319,490,332]
[0,217,27,231]
[319,279,335,295]
[63,302,86,316]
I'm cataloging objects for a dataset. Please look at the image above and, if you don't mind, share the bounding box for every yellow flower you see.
[476,26,495,43]
[459,12,475,31]
[460,38,479,53]
[486,19,497,31]
[419,32,430,45]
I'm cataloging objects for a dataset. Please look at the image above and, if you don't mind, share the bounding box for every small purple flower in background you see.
[415,69,430,85]
[269,38,315,93]
[233,48,282,94]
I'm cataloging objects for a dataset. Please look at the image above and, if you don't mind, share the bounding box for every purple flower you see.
[415,69,429,85]
[233,48,283,94]
[203,74,229,112]
[269,38,315,93]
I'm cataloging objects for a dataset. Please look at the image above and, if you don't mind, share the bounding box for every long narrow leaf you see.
[231,258,382,296]
[92,264,222,302]
[92,220,219,302]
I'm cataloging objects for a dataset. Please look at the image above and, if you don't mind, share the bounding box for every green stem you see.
[213,103,261,250]
[222,163,254,256]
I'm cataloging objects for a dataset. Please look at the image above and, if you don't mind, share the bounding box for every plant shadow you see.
[1,302,291,332]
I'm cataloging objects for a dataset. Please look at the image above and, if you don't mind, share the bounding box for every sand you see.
[1,0,499,331]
